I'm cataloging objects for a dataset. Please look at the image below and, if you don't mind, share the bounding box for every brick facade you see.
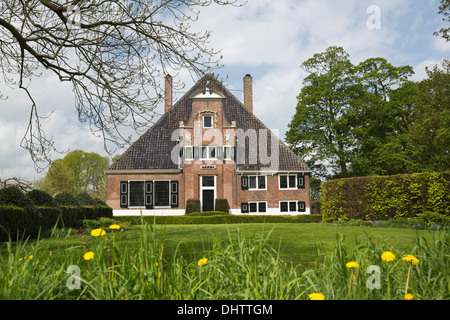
[105,74,311,216]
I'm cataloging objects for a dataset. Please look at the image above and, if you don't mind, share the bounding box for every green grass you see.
[37,223,431,266]
[1,221,448,300]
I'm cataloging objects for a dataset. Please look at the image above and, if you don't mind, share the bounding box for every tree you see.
[350,58,416,176]
[0,0,244,170]
[408,60,450,172]
[286,46,362,180]
[434,0,450,41]
[35,149,110,198]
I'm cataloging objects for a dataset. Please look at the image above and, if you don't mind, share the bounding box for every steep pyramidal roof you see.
[109,74,310,172]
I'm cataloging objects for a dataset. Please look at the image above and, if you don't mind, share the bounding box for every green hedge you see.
[0,205,113,241]
[115,214,322,225]
[320,171,450,222]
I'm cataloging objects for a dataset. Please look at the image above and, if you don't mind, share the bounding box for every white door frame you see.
[200,175,216,211]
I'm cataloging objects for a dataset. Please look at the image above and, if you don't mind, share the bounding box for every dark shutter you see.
[145,181,153,209]
[179,147,184,161]
[241,202,249,213]
[120,181,128,208]
[297,201,306,212]
[241,175,249,190]
[297,174,305,189]
[171,181,179,208]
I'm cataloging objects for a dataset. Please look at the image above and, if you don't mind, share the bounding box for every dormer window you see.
[203,115,213,128]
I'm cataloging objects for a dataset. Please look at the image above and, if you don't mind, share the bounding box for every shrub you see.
[75,192,96,206]
[215,198,230,213]
[321,171,450,222]
[0,186,36,214]
[54,192,80,207]
[420,211,450,227]
[186,211,231,217]
[185,199,201,214]
[0,205,40,241]
[27,190,56,207]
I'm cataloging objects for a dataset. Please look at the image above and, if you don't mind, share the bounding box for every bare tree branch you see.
[0,0,245,171]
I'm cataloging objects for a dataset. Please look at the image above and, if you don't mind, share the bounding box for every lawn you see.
[39,222,434,266]
[1,221,448,300]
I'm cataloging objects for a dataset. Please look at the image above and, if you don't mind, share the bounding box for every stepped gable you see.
[110,73,309,172]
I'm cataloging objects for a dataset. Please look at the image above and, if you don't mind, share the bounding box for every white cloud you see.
[1,0,448,182]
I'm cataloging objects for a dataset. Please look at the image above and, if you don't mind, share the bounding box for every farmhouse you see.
[105,73,311,216]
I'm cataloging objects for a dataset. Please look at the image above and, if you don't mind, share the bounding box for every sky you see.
[0,0,449,183]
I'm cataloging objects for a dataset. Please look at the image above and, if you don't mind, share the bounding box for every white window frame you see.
[248,201,267,213]
[128,180,146,208]
[200,146,218,160]
[278,174,298,190]
[279,200,298,213]
[184,146,193,160]
[223,146,232,160]
[153,179,172,208]
[248,175,267,191]
[203,115,213,128]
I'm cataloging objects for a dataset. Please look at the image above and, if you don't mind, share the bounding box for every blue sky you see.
[0,0,448,182]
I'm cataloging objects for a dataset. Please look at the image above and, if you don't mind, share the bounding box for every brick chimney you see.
[243,74,253,113]
[164,74,173,113]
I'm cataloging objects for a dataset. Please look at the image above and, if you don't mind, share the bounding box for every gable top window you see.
[203,115,213,128]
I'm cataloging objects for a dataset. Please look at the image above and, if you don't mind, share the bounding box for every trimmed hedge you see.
[186,199,201,214]
[115,214,322,225]
[321,171,450,222]
[0,205,113,241]
[215,198,230,213]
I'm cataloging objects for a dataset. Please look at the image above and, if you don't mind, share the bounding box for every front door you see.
[202,190,214,211]
[201,176,216,212]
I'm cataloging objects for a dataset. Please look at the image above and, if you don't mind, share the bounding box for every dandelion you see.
[91,228,106,237]
[309,293,325,300]
[346,261,359,299]
[198,258,208,266]
[405,293,414,300]
[403,254,419,299]
[109,224,120,230]
[346,261,359,269]
[402,255,419,265]
[381,251,395,262]
[83,251,94,261]
[382,251,395,298]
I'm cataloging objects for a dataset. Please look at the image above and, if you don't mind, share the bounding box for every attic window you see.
[203,115,213,128]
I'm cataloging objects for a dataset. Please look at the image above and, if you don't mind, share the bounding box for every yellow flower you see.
[405,293,414,300]
[109,224,120,230]
[309,293,325,300]
[198,258,208,266]
[84,251,94,261]
[346,261,359,269]
[28,255,33,260]
[402,255,419,265]
[91,228,106,237]
[381,251,395,262]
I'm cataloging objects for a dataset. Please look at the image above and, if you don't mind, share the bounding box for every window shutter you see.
[241,175,249,190]
[241,202,249,213]
[231,146,236,161]
[297,201,306,212]
[216,146,223,160]
[193,146,200,160]
[171,181,179,208]
[297,174,305,189]
[179,147,184,161]
[120,181,128,208]
[145,181,153,209]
